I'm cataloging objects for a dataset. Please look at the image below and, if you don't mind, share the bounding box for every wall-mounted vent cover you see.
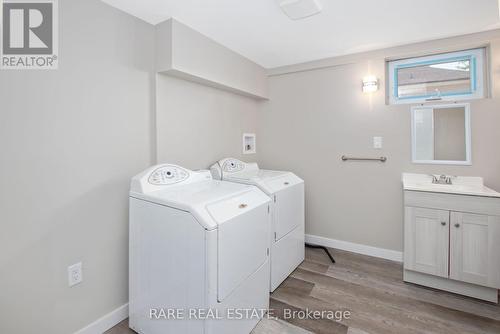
[276,0,323,20]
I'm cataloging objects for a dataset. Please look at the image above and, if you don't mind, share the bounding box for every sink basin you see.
[403,173,500,198]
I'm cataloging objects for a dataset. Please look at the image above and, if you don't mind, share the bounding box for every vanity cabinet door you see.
[450,213,500,288]
[404,207,449,278]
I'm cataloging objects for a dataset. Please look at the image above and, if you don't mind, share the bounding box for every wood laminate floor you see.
[105,247,500,334]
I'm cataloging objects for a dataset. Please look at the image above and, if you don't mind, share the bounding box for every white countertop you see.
[402,173,500,198]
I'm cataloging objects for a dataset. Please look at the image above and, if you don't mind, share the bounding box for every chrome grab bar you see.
[341,155,387,162]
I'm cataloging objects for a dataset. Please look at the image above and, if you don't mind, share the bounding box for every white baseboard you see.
[75,303,128,334]
[305,234,403,262]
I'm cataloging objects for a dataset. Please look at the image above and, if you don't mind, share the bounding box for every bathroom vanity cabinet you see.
[402,173,500,303]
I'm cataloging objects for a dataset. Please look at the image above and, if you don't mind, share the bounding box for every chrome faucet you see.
[431,174,453,185]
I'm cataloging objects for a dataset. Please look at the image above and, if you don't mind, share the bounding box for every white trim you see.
[411,103,472,165]
[74,303,128,334]
[305,234,403,262]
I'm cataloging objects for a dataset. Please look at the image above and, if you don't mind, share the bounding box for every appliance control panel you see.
[222,159,245,173]
[131,164,212,194]
[148,165,190,185]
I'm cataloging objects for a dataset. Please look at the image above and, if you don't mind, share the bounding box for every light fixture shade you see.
[363,76,379,93]
[276,0,323,20]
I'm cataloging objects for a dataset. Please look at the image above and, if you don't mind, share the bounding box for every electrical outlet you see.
[68,262,83,287]
[373,136,383,149]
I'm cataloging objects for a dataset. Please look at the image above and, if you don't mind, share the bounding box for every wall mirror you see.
[411,103,471,165]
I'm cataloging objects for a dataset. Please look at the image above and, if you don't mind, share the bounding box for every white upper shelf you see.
[155,19,269,100]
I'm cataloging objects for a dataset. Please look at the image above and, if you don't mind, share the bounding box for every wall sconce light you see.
[362,76,379,93]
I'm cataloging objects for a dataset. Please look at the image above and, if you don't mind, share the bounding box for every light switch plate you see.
[373,136,383,149]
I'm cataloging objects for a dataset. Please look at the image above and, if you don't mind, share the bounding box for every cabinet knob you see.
[454,223,460,228]
[441,222,446,226]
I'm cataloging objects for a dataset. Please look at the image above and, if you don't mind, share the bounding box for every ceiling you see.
[101,0,500,69]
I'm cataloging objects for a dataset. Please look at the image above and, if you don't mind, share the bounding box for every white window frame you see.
[411,103,472,166]
[388,48,486,105]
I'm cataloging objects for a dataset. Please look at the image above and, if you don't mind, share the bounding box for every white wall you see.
[156,74,260,169]
[0,1,155,333]
[258,30,500,252]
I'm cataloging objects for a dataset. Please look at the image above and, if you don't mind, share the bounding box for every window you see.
[388,48,486,104]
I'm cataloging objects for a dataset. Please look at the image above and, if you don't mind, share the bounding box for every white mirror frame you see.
[411,103,472,165]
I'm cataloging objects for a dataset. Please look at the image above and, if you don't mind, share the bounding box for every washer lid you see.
[211,158,303,195]
[129,164,270,230]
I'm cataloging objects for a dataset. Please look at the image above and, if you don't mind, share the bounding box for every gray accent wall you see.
[0,1,155,333]
[257,30,500,252]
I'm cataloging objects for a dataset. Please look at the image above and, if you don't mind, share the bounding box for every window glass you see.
[388,48,485,104]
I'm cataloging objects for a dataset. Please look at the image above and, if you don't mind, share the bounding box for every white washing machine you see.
[129,164,271,334]
[210,158,305,291]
